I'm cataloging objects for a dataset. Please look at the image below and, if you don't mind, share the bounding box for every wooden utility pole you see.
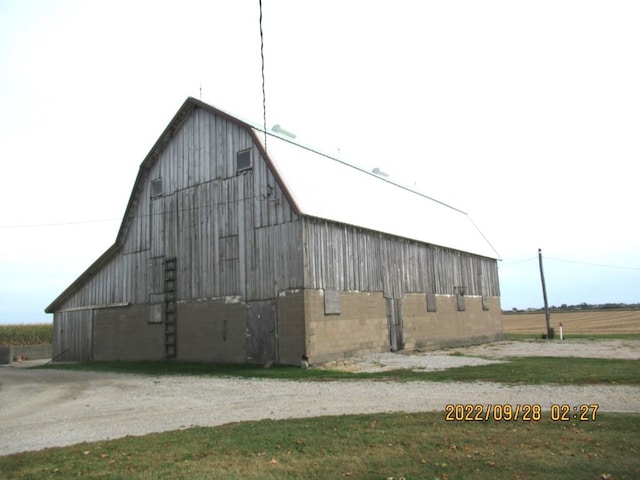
[538,248,552,338]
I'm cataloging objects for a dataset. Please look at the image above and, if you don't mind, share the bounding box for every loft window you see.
[151,178,163,197]
[236,149,252,172]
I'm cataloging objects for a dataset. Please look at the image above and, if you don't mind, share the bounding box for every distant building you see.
[46,98,502,364]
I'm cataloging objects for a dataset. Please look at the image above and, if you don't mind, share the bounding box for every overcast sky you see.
[1,0,639,324]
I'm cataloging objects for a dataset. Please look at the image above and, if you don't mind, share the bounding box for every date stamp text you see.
[444,403,599,422]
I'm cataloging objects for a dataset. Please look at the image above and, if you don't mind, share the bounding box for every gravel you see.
[1,340,639,456]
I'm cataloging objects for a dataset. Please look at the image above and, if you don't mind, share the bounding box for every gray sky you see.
[1,0,639,324]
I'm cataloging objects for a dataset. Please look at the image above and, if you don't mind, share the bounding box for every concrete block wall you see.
[403,294,503,350]
[93,305,165,361]
[87,291,502,365]
[0,344,52,364]
[304,289,388,364]
[177,298,246,363]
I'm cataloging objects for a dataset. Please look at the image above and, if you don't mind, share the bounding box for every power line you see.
[258,0,267,150]
[0,218,119,229]
[498,255,640,271]
[498,257,537,268]
[0,191,282,230]
[546,256,640,271]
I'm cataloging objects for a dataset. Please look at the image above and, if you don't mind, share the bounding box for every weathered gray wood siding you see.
[52,106,302,313]
[51,251,150,311]
[303,218,500,298]
[52,310,93,361]
[143,107,303,301]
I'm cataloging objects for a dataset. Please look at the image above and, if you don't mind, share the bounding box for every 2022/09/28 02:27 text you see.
[444,404,599,422]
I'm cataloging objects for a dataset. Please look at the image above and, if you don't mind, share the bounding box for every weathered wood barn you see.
[46,97,502,364]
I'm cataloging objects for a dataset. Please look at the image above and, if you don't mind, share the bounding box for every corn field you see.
[0,324,53,346]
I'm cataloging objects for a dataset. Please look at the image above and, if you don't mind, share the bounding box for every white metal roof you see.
[254,129,500,259]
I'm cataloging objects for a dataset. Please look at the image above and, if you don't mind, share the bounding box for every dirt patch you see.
[325,339,640,372]
[446,339,640,360]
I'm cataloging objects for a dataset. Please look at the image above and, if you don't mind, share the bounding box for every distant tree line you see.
[506,302,640,314]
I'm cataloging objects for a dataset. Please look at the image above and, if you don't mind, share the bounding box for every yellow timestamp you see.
[444,403,600,422]
[444,404,542,422]
[550,404,599,421]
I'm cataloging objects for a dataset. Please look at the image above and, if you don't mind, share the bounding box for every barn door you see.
[386,298,404,352]
[54,310,93,361]
[150,193,164,258]
[246,301,277,364]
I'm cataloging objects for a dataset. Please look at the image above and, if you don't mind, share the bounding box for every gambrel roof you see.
[46,97,498,313]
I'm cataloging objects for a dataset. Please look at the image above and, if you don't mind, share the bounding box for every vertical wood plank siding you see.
[53,310,93,361]
[53,106,302,312]
[303,218,499,297]
[52,103,497,326]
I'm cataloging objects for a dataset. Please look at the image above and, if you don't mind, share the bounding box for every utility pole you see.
[538,248,552,338]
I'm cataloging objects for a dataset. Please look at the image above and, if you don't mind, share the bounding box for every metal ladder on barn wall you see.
[164,257,177,359]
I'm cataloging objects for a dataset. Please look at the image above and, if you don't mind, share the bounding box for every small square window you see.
[149,303,163,324]
[236,149,252,172]
[151,178,163,197]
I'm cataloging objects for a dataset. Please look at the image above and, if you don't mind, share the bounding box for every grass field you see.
[502,309,640,335]
[42,356,640,385]
[0,323,52,346]
[1,412,638,479]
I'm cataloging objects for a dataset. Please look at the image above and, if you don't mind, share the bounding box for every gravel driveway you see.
[1,340,639,456]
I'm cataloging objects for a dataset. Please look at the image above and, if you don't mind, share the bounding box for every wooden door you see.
[53,310,93,361]
[150,195,164,258]
[246,301,277,364]
[386,298,404,352]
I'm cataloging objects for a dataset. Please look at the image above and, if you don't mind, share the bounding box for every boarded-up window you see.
[324,290,341,315]
[426,293,437,312]
[149,302,163,324]
[236,149,252,172]
[220,235,239,261]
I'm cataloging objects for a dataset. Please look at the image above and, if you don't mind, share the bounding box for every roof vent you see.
[372,167,389,178]
[272,124,297,139]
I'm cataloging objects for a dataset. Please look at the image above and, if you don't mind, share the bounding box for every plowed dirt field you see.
[502,309,640,335]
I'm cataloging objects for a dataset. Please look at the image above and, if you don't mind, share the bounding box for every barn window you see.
[236,149,252,172]
[149,303,163,324]
[426,293,437,312]
[324,289,341,315]
[151,178,163,197]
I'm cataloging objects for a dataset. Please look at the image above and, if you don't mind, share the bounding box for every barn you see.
[45,97,502,365]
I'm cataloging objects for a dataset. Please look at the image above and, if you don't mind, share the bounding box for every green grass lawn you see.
[2,412,639,479]
[41,356,640,385]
